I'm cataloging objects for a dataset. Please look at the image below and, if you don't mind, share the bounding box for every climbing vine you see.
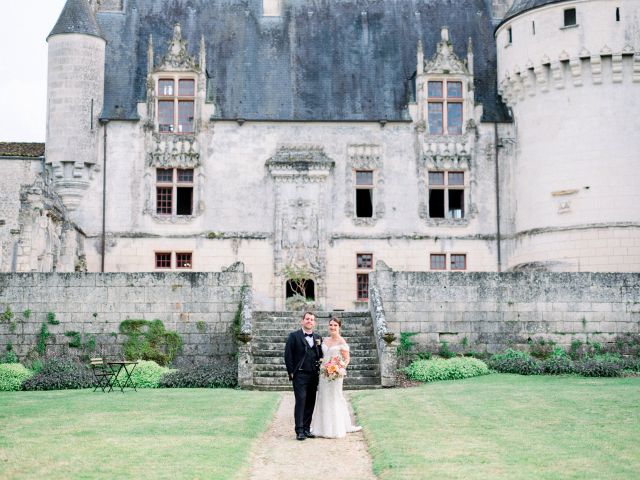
[118,319,182,366]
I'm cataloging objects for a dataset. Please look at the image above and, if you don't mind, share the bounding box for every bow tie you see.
[304,333,313,337]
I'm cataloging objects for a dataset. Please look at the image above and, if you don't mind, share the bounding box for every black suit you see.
[284,329,323,434]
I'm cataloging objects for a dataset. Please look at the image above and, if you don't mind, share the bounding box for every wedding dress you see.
[310,342,362,438]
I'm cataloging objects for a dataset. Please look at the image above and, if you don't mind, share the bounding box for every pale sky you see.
[0,0,67,142]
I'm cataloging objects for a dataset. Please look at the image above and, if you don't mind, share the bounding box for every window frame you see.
[155,168,194,217]
[356,252,374,301]
[430,254,447,271]
[354,169,375,219]
[426,79,464,135]
[563,8,577,27]
[157,75,196,134]
[450,253,467,271]
[175,252,193,269]
[428,170,466,220]
[155,251,172,269]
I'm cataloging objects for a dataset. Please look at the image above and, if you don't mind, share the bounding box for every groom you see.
[284,311,323,441]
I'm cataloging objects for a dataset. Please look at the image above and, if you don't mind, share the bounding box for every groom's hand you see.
[288,372,293,381]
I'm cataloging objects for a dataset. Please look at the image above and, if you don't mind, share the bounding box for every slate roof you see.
[500,0,571,25]
[92,0,510,122]
[48,0,104,40]
[0,143,45,158]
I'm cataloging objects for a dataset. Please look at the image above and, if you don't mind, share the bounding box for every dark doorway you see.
[286,279,315,300]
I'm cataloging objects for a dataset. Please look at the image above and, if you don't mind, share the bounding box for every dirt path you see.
[247,392,377,480]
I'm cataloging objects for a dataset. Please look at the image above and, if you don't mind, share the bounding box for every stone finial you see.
[467,37,474,75]
[147,34,154,72]
[417,39,424,75]
[423,25,469,76]
[199,35,206,70]
[441,26,450,43]
[157,23,198,71]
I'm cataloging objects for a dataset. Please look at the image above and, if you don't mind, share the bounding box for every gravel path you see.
[247,392,376,480]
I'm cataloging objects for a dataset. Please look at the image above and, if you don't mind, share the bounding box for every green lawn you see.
[351,374,640,480]
[0,388,280,480]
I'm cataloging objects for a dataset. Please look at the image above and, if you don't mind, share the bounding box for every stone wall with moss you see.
[0,268,250,365]
[372,265,640,354]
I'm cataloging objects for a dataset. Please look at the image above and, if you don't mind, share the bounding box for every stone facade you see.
[0,149,85,274]
[1,0,638,313]
[371,263,640,353]
[0,269,250,364]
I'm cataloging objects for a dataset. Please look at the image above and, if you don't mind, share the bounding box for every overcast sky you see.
[0,0,67,142]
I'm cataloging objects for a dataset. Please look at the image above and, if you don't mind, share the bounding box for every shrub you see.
[542,355,575,375]
[574,357,623,378]
[529,338,556,360]
[488,349,542,375]
[0,364,34,391]
[159,362,238,389]
[118,360,172,388]
[21,357,93,391]
[1,343,19,364]
[405,357,489,383]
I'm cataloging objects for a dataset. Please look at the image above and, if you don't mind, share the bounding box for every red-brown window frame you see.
[155,251,172,269]
[426,80,464,135]
[356,252,374,301]
[155,168,194,216]
[430,254,446,271]
[450,253,467,271]
[157,76,196,134]
[176,252,193,269]
[428,170,465,219]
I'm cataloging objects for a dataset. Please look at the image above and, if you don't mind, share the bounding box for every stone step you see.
[254,311,371,318]
[252,376,380,386]
[253,325,373,332]
[253,347,378,359]
[249,384,382,391]
[251,338,376,352]
[253,356,380,365]
[253,366,379,375]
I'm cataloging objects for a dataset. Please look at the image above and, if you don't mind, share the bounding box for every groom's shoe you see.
[303,431,316,439]
[296,432,306,441]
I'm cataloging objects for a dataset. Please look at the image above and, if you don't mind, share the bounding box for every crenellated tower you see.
[496,0,640,271]
[46,0,105,211]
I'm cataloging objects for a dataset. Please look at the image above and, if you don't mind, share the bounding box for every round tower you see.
[46,0,105,211]
[496,0,640,271]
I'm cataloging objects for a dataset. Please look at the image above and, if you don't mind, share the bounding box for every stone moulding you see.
[417,151,476,225]
[498,47,640,107]
[344,144,385,225]
[266,145,334,184]
[147,134,201,169]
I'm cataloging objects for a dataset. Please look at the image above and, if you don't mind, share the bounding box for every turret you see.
[46,0,105,210]
[496,0,640,271]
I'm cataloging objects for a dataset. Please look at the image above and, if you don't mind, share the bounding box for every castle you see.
[1,0,639,310]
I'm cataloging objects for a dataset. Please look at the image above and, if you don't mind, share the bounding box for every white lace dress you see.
[310,342,362,438]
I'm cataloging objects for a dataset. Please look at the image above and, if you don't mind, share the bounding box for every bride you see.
[311,317,362,438]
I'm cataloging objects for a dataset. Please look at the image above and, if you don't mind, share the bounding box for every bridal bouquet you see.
[320,355,347,381]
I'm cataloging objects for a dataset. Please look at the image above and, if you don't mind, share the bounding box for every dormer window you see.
[158,77,195,133]
[427,80,463,135]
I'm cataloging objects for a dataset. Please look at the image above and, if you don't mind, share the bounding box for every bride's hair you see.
[329,317,342,328]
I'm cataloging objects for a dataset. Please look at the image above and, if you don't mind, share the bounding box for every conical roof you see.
[501,0,572,25]
[48,0,104,40]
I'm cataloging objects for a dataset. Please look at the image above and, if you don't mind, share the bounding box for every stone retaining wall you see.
[0,270,251,365]
[371,266,640,353]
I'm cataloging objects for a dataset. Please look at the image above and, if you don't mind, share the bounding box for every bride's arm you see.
[341,347,350,367]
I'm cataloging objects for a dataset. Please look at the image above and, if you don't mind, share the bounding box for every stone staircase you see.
[250,311,382,390]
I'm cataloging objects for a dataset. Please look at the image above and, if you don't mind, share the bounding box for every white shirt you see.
[304,332,314,347]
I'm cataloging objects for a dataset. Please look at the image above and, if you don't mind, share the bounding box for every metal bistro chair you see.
[90,357,116,393]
